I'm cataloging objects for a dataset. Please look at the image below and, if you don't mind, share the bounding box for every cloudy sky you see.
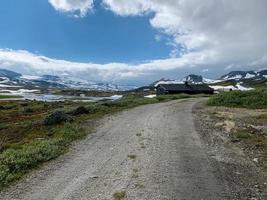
[0,0,266,85]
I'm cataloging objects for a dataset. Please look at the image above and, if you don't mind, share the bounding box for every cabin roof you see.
[157,83,214,91]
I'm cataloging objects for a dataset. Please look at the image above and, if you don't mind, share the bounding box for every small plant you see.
[127,154,136,160]
[133,168,138,173]
[256,114,267,121]
[234,131,250,139]
[136,133,142,137]
[113,191,126,200]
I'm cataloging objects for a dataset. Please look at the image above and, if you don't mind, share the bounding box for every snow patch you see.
[154,80,183,87]
[210,85,238,91]
[235,83,254,91]
[244,73,255,79]
[21,75,41,80]
[144,94,156,98]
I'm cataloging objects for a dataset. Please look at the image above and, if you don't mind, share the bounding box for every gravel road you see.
[1,99,233,200]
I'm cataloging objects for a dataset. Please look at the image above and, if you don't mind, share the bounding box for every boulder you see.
[44,111,73,125]
[23,107,34,113]
[67,106,89,116]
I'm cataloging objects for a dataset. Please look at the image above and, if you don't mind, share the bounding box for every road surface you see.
[0,99,229,200]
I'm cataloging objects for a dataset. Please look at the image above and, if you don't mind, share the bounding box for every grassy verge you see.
[0,94,205,190]
[207,89,267,109]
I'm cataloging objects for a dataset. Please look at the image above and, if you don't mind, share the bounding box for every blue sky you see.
[0,0,266,85]
[0,0,171,64]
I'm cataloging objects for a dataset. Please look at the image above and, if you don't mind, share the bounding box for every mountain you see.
[184,74,203,83]
[220,70,267,80]
[258,70,267,78]
[151,78,183,87]
[0,69,21,79]
[149,70,267,91]
[0,69,136,91]
[152,74,219,87]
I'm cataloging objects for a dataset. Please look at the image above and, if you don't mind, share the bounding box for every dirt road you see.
[0,99,245,199]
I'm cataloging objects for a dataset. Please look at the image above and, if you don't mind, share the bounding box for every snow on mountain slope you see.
[0,69,136,91]
[220,70,267,80]
[154,80,184,87]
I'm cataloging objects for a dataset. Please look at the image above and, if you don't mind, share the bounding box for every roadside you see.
[193,100,267,199]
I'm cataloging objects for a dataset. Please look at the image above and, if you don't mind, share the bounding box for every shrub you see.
[44,111,73,125]
[0,139,63,187]
[67,106,89,116]
[113,191,126,200]
[207,89,267,109]
[23,107,34,113]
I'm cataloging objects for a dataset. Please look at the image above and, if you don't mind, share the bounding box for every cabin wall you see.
[156,87,166,95]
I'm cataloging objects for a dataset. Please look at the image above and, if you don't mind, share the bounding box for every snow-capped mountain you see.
[220,70,267,80]
[183,74,222,84]
[151,78,183,87]
[152,75,220,87]
[0,69,136,91]
[184,74,203,83]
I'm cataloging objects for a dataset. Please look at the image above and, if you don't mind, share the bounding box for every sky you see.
[0,0,267,86]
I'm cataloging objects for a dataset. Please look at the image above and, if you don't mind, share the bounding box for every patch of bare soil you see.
[193,101,267,200]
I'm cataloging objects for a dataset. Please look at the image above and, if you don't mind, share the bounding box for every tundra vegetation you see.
[207,89,267,183]
[0,93,206,190]
[207,89,267,109]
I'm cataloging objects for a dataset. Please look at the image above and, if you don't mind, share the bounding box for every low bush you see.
[67,106,89,116]
[207,89,267,109]
[0,122,83,188]
[44,111,73,125]
[0,139,63,188]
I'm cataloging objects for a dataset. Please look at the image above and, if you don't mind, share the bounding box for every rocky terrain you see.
[194,101,267,199]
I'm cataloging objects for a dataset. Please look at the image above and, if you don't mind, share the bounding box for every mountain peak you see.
[220,70,267,80]
[184,74,203,83]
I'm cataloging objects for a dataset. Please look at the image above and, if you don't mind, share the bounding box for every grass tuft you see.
[113,191,126,200]
[127,154,136,160]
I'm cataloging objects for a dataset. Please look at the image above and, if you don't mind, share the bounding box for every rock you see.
[20,103,29,107]
[0,105,16,110]
[253,158,259,163]
[44,111,73,125]
[23,107,34,113]
[67,106,89,116]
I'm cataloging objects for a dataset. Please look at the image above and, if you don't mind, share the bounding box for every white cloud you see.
[48,0,94,17]
[0,48,218,84]
[102,0,152,16]
[102,0,267,70]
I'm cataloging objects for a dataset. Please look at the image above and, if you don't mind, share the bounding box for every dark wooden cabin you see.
[156,82,214,95]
